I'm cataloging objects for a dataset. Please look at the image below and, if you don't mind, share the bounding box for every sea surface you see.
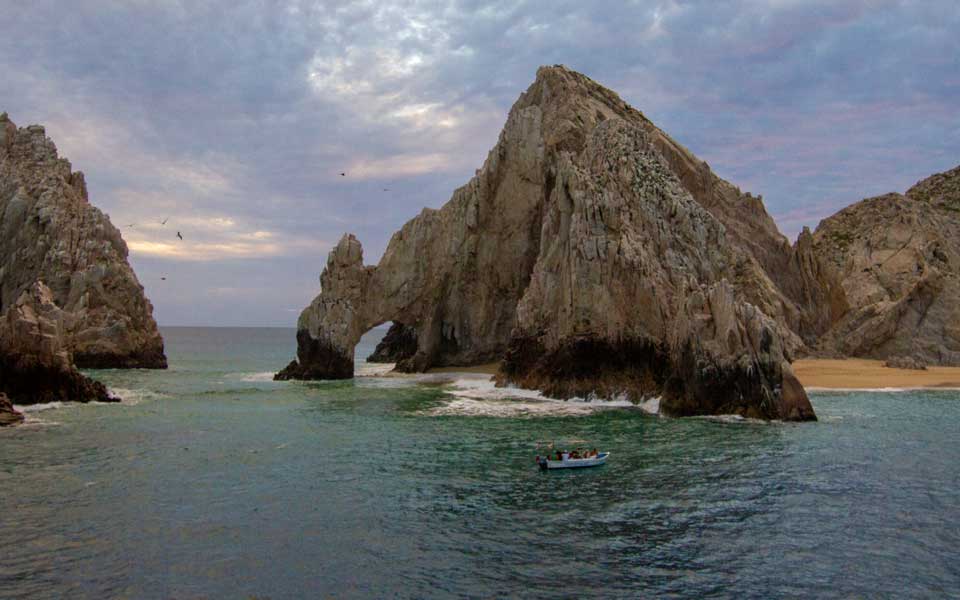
[1,327,958,599]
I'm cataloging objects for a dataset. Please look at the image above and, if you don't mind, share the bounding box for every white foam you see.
[692,414,772,425]
[639,396,661,415]
[108,387,168,405]
[423,377,636,417]
[14,401,64,413]
[233,372,276,382]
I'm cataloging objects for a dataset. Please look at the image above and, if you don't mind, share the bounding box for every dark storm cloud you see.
[2,1,957,325]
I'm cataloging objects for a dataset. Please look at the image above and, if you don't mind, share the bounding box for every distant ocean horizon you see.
[2,326,958,598]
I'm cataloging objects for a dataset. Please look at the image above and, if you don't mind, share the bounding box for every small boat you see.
[536,451,609,470]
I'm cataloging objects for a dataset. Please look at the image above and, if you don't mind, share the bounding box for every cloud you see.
[2,0,958,324]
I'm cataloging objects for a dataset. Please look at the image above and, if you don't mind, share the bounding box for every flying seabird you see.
[340,172,346,177]
[176,231,183,240]
[161,217,169,225]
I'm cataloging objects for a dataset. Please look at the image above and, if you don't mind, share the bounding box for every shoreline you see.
[401,358,960,393]
[793,359,960,391]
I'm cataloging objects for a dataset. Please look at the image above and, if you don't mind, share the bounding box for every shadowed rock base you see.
[0,355,114,405]
[74,348,168,370]
[499,336,816,422]
[274,330,353,381]
[366,323,418,364]
[0,392,24,426]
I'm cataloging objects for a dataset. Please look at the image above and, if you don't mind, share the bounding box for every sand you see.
[425,362,500,375]
[419,358,960,391]
[793,358,960,390]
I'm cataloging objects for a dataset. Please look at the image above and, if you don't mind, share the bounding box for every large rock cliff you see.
[278,66,815,421]
[810,165,960,365]
[0,113,166,369]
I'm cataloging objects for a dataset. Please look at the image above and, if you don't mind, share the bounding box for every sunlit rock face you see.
[278,66,818,421]
[0,113,166,369]
[810,165,960,365]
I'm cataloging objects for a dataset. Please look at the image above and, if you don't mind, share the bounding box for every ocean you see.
[1,327,958,598]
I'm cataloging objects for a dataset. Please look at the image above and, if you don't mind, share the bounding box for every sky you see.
[2,1,957,326]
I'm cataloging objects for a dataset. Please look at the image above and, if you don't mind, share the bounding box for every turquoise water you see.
[1,327,959,599]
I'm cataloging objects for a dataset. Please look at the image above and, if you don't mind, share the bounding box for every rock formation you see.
[884,356,927,370]
[278,66,815,421]
[0,112,166,369]
[0,393,24,426]
[810,165,960,365]
[366,322,418,363]
[0,281,114,405]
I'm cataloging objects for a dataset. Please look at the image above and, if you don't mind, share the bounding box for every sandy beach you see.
[793,359,960,390]
[423,359,960,391]
[425,362,501,375]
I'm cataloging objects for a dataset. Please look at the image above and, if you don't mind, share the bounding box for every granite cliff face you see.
[278,66,815,421]
[810,166,960,365]
[0,113,166,369]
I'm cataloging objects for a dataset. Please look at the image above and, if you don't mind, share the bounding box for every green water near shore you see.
[1,326,958,598]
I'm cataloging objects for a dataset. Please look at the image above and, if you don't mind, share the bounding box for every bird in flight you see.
[176,231,183,240]
[127,223,135,228]
[161,217,169,225]
[340,172,346,177]
[161,277,166,281]
[383,188,390,192]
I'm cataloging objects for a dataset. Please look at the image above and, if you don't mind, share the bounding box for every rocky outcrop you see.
[0,393,24,426]
[279,66,815,421]
[810,165,960,365]
[367,322,418,363]
[0,281,114,405]
[0,112,166,369]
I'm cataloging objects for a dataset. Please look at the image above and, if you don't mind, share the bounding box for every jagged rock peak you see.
[278,66,815,421]
[0,113,166,369]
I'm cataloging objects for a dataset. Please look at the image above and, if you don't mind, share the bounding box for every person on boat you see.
[591,448,598,457]
[570,450,580,459]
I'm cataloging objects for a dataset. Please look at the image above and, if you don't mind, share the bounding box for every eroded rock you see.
[811,165,960,365]
[0,281,114,405]
[0,112,166,369]
[279,66,815,421]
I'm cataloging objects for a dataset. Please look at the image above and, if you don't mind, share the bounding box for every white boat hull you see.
[538,452,609,470]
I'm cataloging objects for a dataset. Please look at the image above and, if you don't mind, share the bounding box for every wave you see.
[108,387,169,405]
[423,377,637,417]
[14,401,65,413]
[691,414,773,425]
[806,386,960,393]
[231,371,278,383]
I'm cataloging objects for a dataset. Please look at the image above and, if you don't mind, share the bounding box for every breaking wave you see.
[423,376,637,417]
